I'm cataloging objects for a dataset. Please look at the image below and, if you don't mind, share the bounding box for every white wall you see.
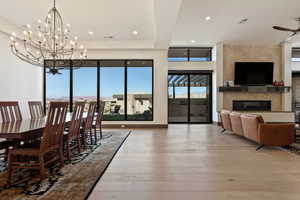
[0,33,43,118]
[88,49,169,125]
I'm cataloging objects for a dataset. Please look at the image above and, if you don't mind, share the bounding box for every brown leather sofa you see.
[220,110,232,132]
[220,110,295,150]
[240,114,295,150]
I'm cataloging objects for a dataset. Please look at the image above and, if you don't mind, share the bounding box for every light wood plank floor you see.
[88,125,300,200]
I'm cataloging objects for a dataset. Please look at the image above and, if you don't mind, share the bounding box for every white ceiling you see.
[171,0,300,46]
[0,0,154,40]
[2,0,300,49]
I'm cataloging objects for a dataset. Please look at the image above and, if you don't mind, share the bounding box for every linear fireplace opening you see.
[233,100,271,111]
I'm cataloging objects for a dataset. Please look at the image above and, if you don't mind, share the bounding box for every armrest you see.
[258,123,295,146]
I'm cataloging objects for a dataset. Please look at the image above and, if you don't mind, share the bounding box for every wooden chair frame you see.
[7,102,68,183]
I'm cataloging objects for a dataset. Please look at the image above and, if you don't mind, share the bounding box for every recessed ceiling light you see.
[239,18,248,24]
[132,30,138,35]
[191,40,196,43]
[205,16,211,21]
[104,36,114,39]
[88,31,94,35]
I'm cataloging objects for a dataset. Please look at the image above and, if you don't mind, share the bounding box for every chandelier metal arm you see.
[9,0,88,73]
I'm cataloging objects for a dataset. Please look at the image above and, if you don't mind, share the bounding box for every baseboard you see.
[102,124,168,128]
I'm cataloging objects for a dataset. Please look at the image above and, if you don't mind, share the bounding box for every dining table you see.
[0,113,87,140]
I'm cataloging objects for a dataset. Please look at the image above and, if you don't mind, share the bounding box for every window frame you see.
[168,47,213,62]
[292,48,300,62]
[44,59,154,121]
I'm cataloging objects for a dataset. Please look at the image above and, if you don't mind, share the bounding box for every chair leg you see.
[66,141,71,162]
[4,148,8,162]
[100,126,103,139]
[89,129,93,145]
[39,155,45,181]
[82,132,87,149]
[7,154,13,185]
[59,147,64,168]
[77,136,81,154]
[94,129,98,144]
[256,145,264,151]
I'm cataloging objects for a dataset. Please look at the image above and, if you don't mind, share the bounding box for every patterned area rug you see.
[0,130,131,200]
[282,140,300,155]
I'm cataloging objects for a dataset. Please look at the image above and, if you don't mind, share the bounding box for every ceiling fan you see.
[47,68,62,75]
[273,18,300,41]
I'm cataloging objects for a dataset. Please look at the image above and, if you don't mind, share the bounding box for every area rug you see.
[282,141,300,156]
[0,130,131,200]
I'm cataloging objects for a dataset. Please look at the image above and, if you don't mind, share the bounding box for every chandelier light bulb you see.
[12,32,16,37]
[67,24,71,27]
[38,19,42,23]
[26,24,31,28]
[23,30,28,35]
[74,36,78,40]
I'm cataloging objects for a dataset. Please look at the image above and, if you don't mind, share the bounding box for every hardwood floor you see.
[88,125,300,200]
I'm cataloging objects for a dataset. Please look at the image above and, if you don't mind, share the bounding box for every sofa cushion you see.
[220,110,232,131]
[229,112,243,136]
[240,114,261,142]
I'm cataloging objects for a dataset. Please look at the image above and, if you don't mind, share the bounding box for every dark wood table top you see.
[0,113,86,139]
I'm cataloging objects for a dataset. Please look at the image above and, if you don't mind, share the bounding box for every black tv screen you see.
[234,62,274,85]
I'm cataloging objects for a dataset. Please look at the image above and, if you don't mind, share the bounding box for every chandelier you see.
[9,0,87,74]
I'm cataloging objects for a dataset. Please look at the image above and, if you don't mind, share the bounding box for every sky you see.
[46,67,152,98]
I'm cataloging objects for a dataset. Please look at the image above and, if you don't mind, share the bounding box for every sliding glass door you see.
[168,72,212,123]
[168,74,189,123]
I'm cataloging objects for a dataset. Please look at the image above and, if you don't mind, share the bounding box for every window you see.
[168,48,188,62]
[100,61,125,121]
[292,48,300,62]
[45,60,70,111]
[73,61,97,111]
[168,47,212,62]
[44,59,153,121]
[127,61,153,120]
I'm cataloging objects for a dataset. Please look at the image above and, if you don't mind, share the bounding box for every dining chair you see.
[0,102,22,160]
[82,102,97,146]
[93,101,105,139]
[7,102,68,183]
[0,101,22,122]
[28,101,44,118]
[64,102,85,161]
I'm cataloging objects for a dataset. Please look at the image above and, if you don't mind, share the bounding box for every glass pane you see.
[168,48,188,62]
[190,75,210,122]
[45,68,70,111]
[168,74,188,122]
[100,66,125,121]
[73,67,97,111]
[189,47,212,62]
[127,67,153,121]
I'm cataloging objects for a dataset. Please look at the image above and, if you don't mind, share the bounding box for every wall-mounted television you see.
[234,62,274,85]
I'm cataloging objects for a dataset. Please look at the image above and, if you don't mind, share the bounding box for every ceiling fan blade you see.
[273,26,298,32]
[285,32,298,42]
